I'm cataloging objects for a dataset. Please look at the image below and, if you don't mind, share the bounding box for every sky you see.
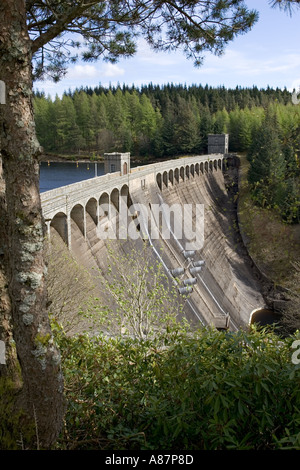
[34,0,300,99]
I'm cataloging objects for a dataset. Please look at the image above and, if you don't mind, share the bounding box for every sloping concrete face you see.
[128,159,265,330]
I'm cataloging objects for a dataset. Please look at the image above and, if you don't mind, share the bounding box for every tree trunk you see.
[0,0,65,448]
[0,158,21,382]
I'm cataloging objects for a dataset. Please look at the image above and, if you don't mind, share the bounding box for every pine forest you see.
[34,84,300,223]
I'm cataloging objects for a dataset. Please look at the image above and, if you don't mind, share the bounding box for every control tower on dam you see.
[41,144,267,332]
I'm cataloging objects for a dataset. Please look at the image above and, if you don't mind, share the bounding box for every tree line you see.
[34,83,293,158]
[34,84,300,222]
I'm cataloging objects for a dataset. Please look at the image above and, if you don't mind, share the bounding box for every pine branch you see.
[31,2,100,53]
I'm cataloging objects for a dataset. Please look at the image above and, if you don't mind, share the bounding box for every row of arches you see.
[156,158,224,191]
[46,156,225,246]
[48,184,130,246]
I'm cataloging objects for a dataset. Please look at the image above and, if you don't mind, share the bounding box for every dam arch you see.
[180,166,185,181]
[249,308,280,327]
[163,171,168,188]
[86,197,98,225]
[99,192,109,219]
[111,188,120,212]
[156,173,162,190]
[70,204,85,236]
[50,212,68,245]
[120,184,130,209]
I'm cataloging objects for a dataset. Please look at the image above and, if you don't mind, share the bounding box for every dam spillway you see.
[41,153,266,331]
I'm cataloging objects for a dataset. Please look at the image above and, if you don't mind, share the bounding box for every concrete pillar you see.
[83,206,87,240]
[67,213,72,250]
[96,202,100,226]
[45,220,51,241]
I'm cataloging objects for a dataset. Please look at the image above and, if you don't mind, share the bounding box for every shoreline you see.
[39,154,104,163]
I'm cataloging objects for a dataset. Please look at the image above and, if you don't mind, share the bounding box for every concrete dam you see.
[41,149,267,332]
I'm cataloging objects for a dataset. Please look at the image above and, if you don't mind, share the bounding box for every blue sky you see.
[34,0,300,98]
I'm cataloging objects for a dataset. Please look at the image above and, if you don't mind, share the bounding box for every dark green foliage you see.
[56,326,300,450]
[248,112,285,199]
[34,84,295,158]
[270,0,300,15]
[247,107,300,223]
[27,1,258,81]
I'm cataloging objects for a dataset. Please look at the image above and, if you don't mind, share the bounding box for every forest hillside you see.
[34,83,295,158]
[34,84,300,329]
[34,83,300,224]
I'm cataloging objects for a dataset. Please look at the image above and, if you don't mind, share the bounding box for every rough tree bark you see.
[0,0,65,448]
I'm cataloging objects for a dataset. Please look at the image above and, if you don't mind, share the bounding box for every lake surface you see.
[39,161,105,192]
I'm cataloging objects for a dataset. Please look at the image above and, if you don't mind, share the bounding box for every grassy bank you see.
[237,153,300,291]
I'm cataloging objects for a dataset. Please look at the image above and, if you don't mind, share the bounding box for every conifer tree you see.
[173,96,200,154]
[248,111,286,210]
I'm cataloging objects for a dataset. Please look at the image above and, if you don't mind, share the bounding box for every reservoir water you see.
[39,161,105,193]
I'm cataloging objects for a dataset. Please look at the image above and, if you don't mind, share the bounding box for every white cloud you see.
[196,48,300,83]
[134,38,181,66]
[138,50,179,67]
[67,64,98,79]
[101,63,125,78]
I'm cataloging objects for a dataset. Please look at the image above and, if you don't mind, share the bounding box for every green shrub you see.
[56,326,300,450]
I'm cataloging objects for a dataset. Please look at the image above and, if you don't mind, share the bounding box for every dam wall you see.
[44,154,267,331]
